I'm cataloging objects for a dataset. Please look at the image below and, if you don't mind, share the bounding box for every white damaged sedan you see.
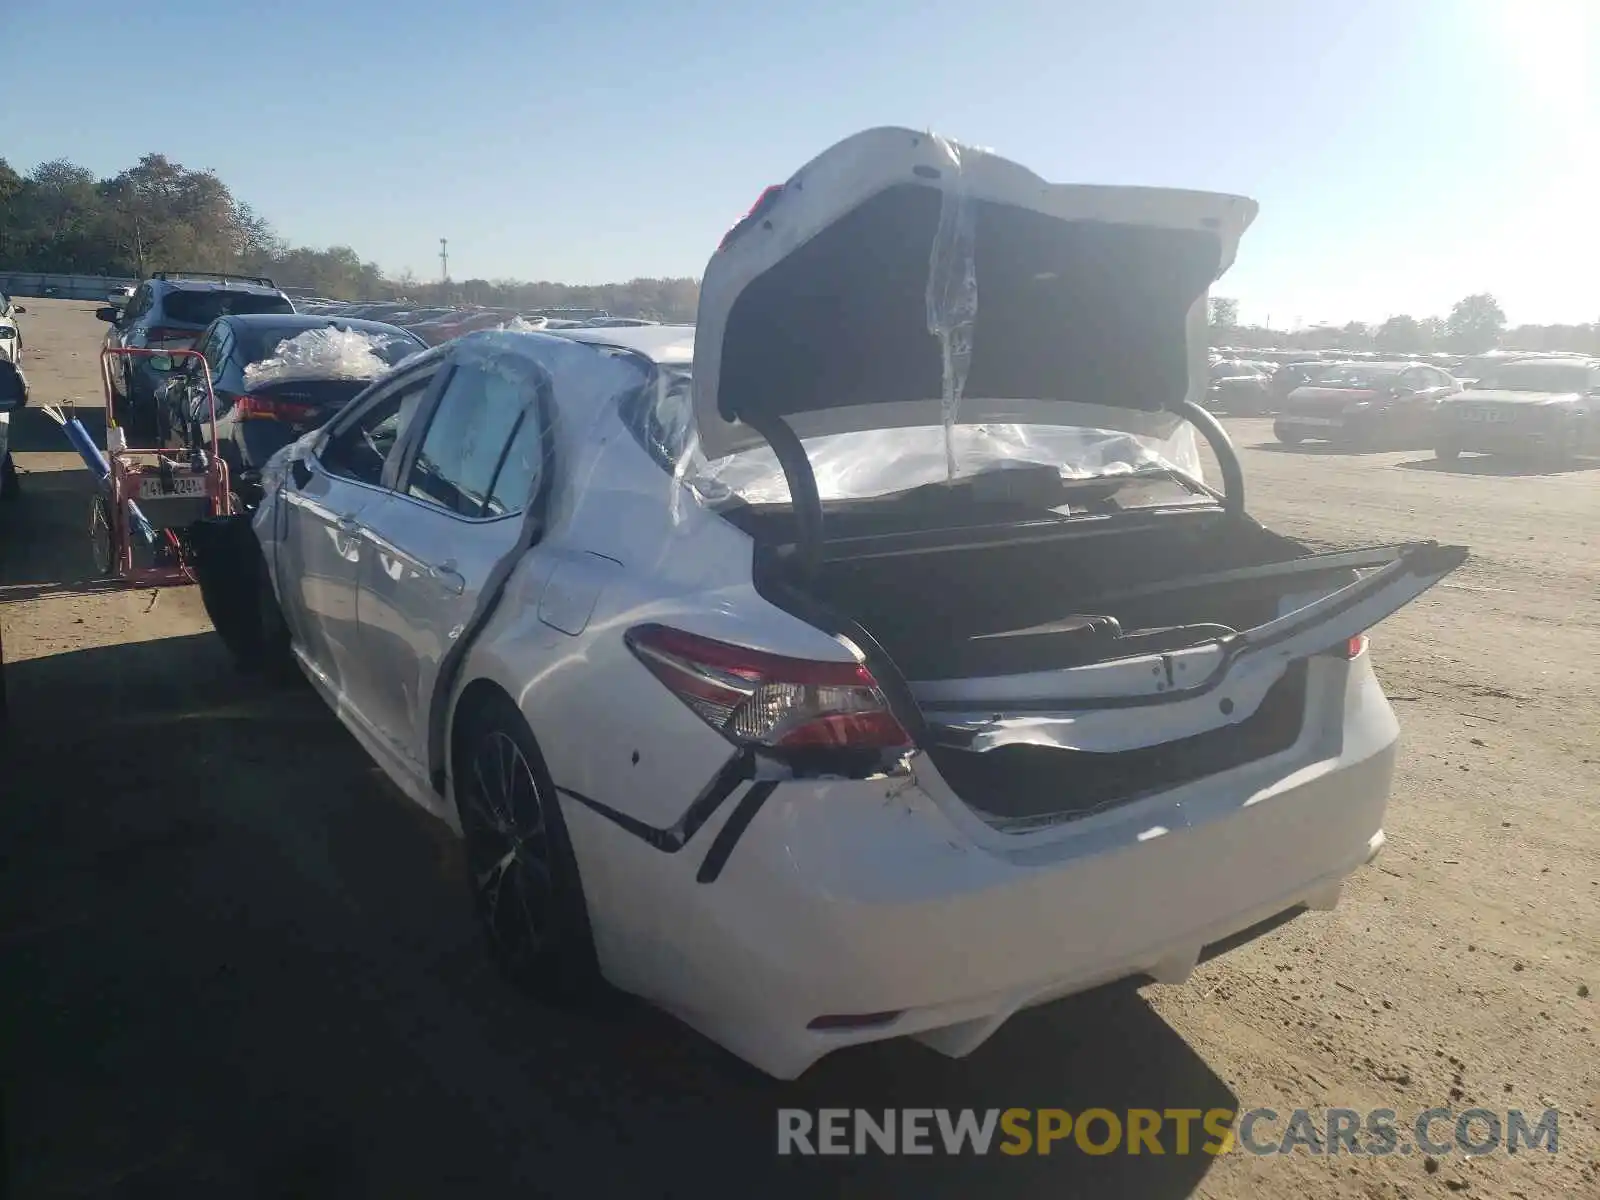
[207,128,1465,1079]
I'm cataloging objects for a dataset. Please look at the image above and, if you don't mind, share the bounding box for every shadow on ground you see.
[0,632,1236,1197]
[1394,453,1600,477]
[1246,440,1427,457]
[7,404,107,455]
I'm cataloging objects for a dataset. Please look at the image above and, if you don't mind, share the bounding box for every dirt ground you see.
[1,299,1595,1199]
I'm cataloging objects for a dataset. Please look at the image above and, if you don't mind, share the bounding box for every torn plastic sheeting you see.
[682,422,1204,508]
[925,134,979,482]
[243,327,411,389]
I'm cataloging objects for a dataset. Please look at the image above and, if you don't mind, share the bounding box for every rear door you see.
[351,346,551,765]
[275,365,440,701]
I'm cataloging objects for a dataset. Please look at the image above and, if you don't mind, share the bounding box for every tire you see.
[188,517,296,682]
[1434,445,1461,462]
[453,692,601,1004]
[1274,425,1303,446]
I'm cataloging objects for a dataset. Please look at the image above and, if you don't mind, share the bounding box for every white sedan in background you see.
[201,127,1466,1078]
[0,293,24,366]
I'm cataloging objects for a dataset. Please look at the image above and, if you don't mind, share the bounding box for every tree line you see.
[0,153,700,321]
[1209,293,1599,357]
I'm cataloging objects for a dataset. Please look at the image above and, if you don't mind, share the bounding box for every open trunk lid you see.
[691,126,1258,460]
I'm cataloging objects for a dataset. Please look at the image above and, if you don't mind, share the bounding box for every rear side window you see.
[320,372,435,487]
[161,290,294,325]
[405,357,543,518]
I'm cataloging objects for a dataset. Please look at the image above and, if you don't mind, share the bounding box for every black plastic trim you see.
[696,781,779,883]
[555,751,756,853]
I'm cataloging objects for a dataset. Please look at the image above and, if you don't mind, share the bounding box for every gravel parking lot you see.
[2,299,1595,1199]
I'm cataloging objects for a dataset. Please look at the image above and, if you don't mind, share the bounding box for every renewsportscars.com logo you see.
[776,1107,1561,1157]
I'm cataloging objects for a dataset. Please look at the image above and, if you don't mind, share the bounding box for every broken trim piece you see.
[556,751,756,853]
[696,782,780,883]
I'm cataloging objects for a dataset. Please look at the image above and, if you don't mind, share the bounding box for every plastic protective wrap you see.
[683,421,1204,508]
[925,134,979,481]
[243,327,414,389]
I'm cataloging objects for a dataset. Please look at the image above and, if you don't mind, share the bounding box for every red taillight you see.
[1345,633,1369,659]
[718,184,784,251]
[624,623,912,751]
[232,394,319,424]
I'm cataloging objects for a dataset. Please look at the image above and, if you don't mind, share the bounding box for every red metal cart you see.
[95,346,233,586]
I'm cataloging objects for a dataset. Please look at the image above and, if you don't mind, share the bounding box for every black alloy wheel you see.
[456,697,599,1003]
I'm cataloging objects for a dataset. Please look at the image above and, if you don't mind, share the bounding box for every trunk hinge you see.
[736,406,823,585]
[1178,399,1245,519]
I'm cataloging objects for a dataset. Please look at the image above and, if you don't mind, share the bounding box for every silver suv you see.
[98,272,295,437]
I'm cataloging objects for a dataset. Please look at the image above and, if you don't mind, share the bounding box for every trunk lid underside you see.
[692,126,1258,459]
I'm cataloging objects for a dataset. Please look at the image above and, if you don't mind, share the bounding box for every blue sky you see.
[7,0,1596,325]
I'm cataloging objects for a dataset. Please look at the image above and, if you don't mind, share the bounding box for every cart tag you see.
[107,426,127,453]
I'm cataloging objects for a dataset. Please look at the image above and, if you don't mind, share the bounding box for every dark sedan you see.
[1434,356,1600,465]
[1274,362,1460,449]
[158,313,426,505]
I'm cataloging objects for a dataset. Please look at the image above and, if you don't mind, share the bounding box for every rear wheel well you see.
[448,678,525,796]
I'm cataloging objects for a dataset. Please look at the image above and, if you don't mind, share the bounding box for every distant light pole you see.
[439,238,449,283]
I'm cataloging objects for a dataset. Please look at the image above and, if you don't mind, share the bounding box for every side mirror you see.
[95,306,120,323]
[12,305,24,314]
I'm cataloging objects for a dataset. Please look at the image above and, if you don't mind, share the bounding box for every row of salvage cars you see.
[190,128,1470,1079]
[1209,352,1600,464]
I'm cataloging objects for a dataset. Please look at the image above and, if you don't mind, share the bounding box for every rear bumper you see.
[1440,426,1563,454]
[566,661,1401,1078]
[1275,413,1350,437]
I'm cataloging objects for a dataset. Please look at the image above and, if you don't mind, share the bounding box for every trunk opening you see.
[754,511,1345,682]
[749,509,1383,827]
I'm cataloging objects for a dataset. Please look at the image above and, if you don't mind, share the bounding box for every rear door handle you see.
[429,561,466,596]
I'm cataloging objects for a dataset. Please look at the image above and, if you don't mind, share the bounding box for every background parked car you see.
[0,358,28,500]
[98,272,296,437]
[1204,358,1275,414]
[1434,355,1600,465]
[0,293,24,365]
[1274,361,1459,449]
[157,313,426,506]
[1267,358,1339,410]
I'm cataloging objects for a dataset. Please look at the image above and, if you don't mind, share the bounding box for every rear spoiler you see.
[152,271,276,287]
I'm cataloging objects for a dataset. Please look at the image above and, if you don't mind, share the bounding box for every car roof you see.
[547,323,695,366]
[219,313,422,339]
[155,279,284,296]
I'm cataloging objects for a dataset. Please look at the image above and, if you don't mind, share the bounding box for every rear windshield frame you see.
[159,289,294,326]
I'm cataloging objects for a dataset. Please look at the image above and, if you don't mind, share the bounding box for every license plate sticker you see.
[138,474,208,499]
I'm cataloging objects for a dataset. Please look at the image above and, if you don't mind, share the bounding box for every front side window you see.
[320,372,435,487]
[406,357,542,518]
